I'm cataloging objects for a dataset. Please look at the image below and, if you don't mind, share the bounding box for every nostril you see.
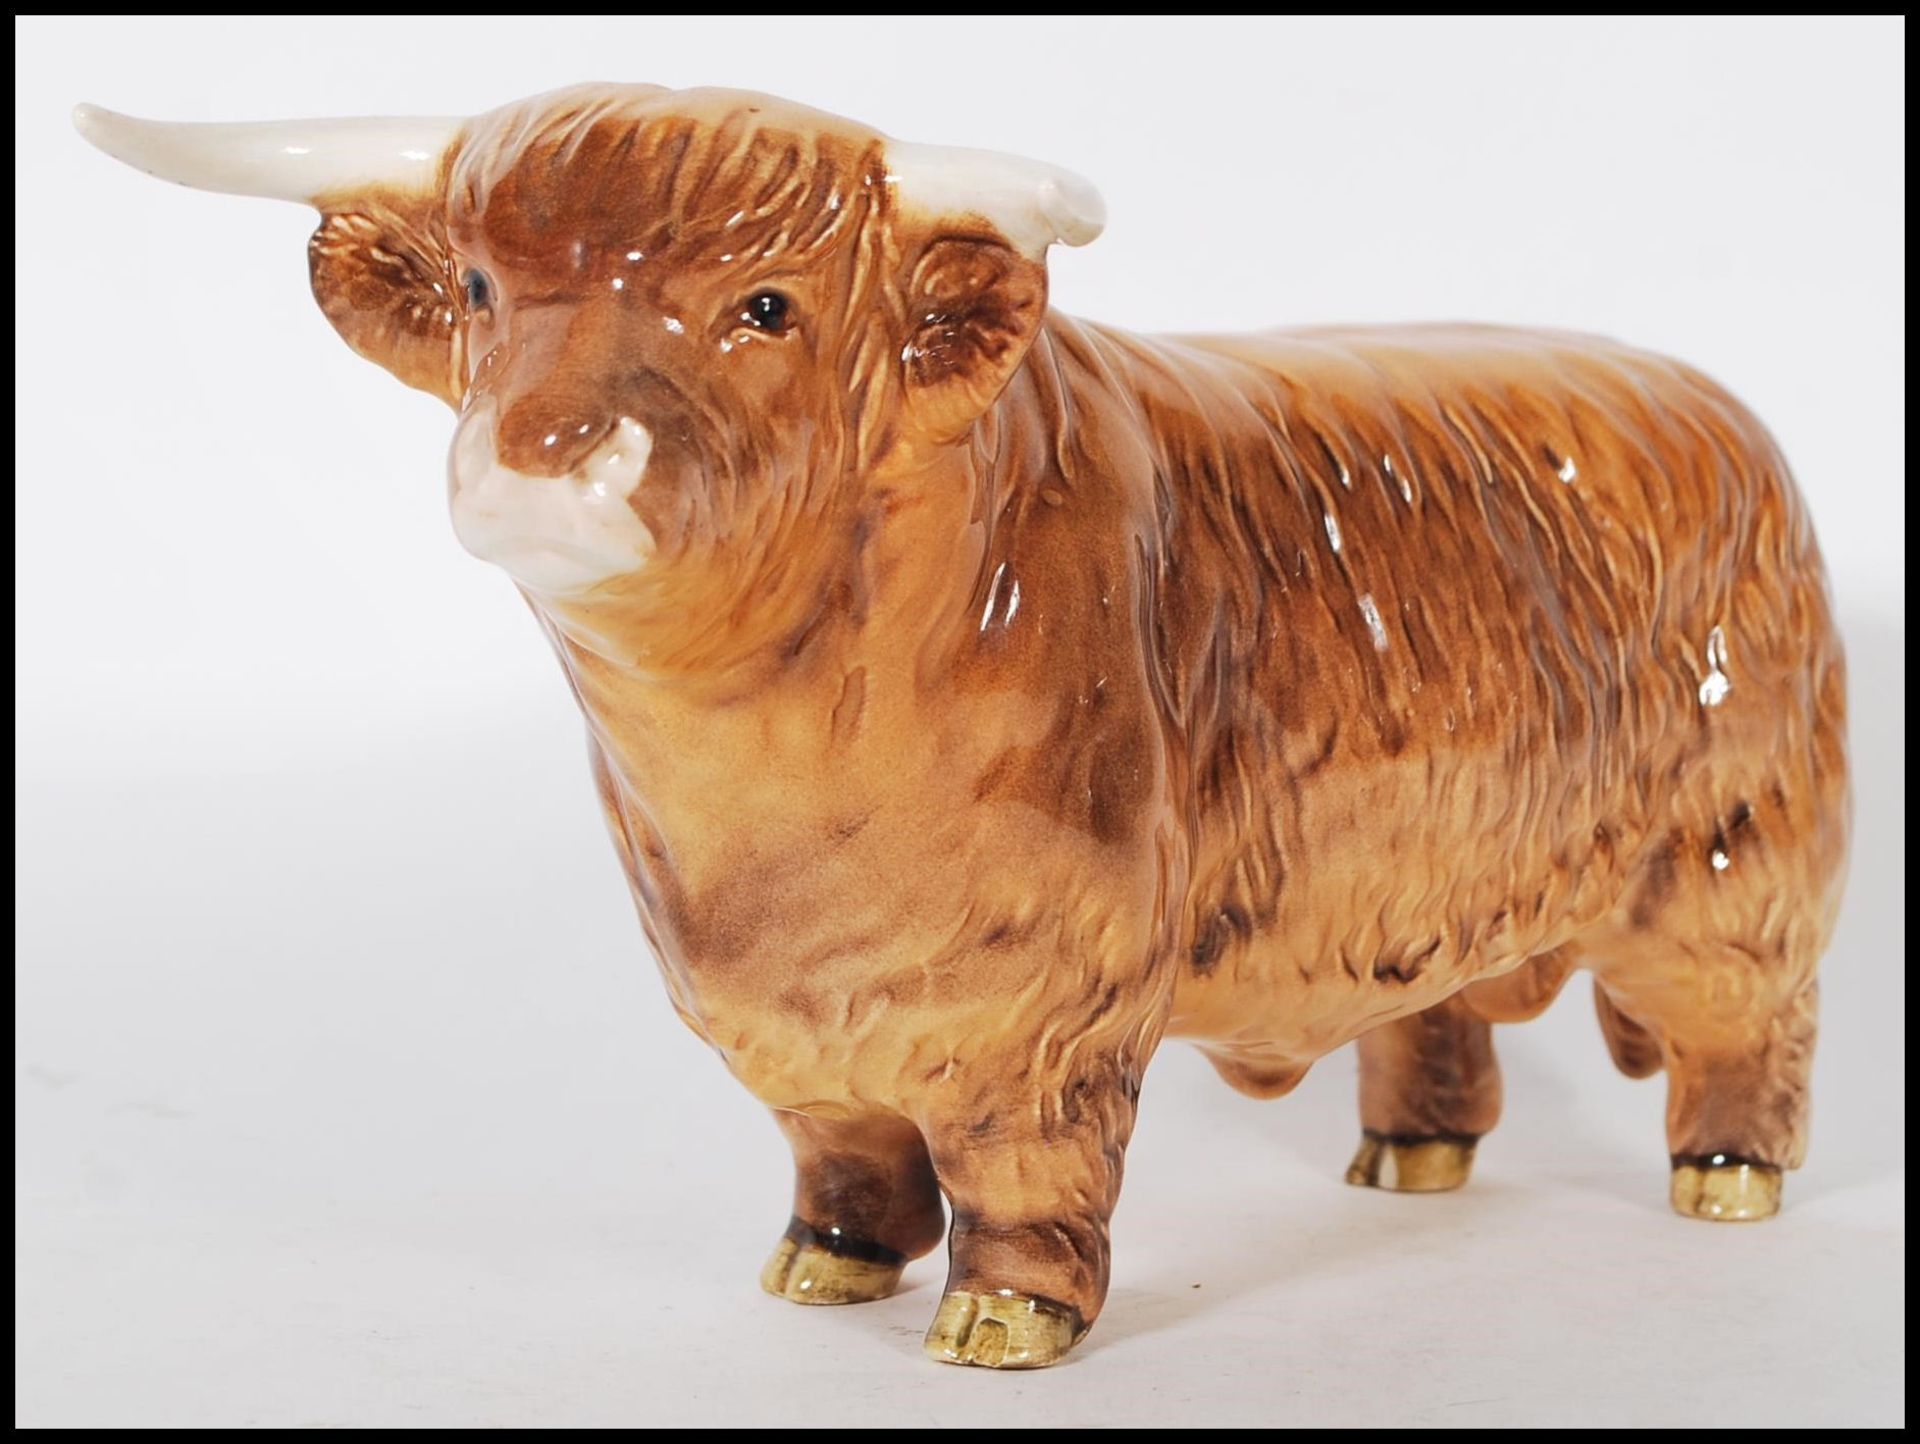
[586,417,653,483]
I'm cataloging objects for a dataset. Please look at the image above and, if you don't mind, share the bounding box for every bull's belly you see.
[1163,797,1633,1064]
[1167,928,1553,1067]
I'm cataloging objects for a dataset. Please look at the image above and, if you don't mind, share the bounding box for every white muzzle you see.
[448,398,658,596]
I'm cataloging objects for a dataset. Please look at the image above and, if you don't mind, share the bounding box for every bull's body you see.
[78,85,1849,1370]
[580,317,1843,1119]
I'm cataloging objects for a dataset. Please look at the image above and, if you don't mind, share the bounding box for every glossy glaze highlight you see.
[76,84,1851,1371]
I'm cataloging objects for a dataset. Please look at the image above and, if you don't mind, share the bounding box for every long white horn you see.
[72,103,462,205]
[885,141,1105,258]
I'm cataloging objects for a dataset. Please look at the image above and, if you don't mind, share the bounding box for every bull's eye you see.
[463,268,493,313]
[742,291,791,332]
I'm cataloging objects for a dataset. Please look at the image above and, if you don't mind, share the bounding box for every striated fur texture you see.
[88,83,1852,1369]
[562,313,1848,1355]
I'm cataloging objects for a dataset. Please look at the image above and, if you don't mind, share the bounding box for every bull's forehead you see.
[450,84,884,269]
[73,84,1104,263]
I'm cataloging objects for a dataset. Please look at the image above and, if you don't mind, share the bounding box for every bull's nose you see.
[496,403,618,477]
[447,398,657,597]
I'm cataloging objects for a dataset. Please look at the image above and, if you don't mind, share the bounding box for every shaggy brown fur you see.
[98,84,1850,1369]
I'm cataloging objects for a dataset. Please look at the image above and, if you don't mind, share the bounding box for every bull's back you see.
[1074,321,1845,1054]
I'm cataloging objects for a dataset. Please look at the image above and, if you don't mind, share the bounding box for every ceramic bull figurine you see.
[75,84,1850,1369]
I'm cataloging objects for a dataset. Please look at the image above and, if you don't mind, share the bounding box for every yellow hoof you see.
[923,1290,1085,1369]
[1345,1133,1477,1192]
[759,1235,904,1305]
[1670,1158,1783,1222]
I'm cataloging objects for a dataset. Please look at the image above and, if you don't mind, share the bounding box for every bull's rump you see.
[1099,322,1846,1047]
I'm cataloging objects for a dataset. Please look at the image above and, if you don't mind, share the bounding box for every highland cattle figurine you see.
[74,85,1850,1369]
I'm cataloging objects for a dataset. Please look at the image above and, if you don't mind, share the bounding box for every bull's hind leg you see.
[760,1110,946,1304]
[1346,950,1577,1191]
[1589,941,1819,1222]
[1347,993,1501,1192]
[1584,779,1841,1220]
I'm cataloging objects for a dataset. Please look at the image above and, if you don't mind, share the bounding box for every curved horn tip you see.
[72,102,180,186]
[1039,173,1106,248]
[69,104,462,204]
[885,140,1106,258]
[72,102,125,152]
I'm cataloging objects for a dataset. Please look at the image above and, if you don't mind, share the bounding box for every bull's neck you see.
[526,444,996,792]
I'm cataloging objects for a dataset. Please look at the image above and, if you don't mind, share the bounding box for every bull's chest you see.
[584,678,967,988]
[580,684,1175,1108]
[600,764,1050,1105]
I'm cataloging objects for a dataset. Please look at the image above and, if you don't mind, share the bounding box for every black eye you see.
[742,291,790,332]
[463,269,493,312]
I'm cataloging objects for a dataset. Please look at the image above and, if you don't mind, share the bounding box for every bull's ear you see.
[884,141,1103,444]
[309,203,464,407]
[900,237,1048,443]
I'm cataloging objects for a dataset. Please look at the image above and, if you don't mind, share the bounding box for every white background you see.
[15,16,1903,1429]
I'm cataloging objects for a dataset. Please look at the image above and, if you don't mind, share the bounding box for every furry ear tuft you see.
[901,238,1047,443]
[309,205,463,406]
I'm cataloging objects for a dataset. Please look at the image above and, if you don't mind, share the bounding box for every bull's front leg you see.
[918,1047,1143,1369]
[760,1110,947,1305]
